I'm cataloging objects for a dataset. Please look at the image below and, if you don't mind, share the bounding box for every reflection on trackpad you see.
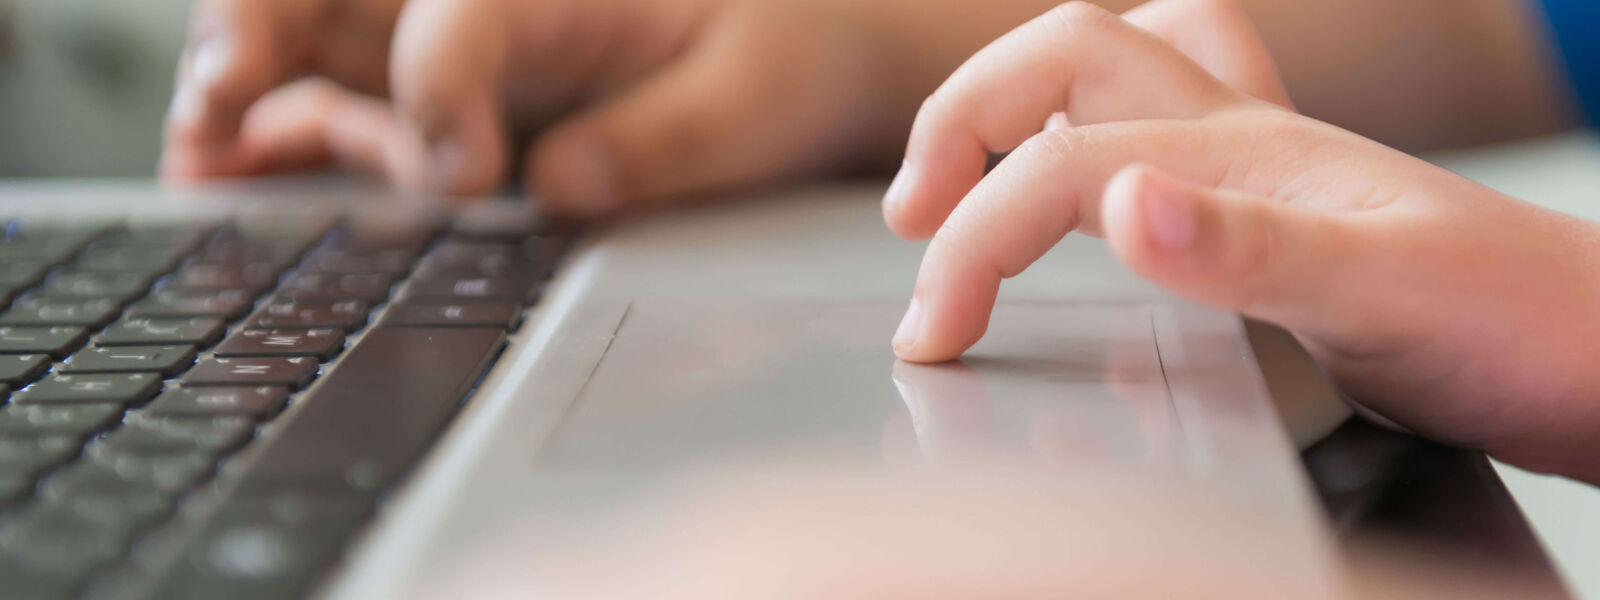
[536,301,1187,479]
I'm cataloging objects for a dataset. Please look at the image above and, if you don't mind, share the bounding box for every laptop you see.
[0,180,1348,599]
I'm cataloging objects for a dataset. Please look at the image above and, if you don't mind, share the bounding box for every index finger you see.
[162,0,321,178]
[881,2,1249,240]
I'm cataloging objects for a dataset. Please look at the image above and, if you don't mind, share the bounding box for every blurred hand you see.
[163,0,1094,215]
[884,0,1600,484]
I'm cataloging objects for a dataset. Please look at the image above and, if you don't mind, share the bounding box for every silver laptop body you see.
[0,181,1344,599]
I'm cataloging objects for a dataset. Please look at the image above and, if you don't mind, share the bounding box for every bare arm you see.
[1245,0,1574,151]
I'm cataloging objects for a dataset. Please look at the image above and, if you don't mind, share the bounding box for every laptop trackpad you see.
[536,301,1189,478]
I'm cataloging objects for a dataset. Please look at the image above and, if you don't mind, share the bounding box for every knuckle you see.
[1022,129,1087,164]
[916,90,951,123]
[930,197,1020,280]
[1186,0,1248,21]
[1046,2,1118,35]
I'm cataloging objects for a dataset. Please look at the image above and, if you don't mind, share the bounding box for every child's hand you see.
[885,0,1600,483]
[162,0,1090,215]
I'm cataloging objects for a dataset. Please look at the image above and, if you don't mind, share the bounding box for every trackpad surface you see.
[537,301,1189,478]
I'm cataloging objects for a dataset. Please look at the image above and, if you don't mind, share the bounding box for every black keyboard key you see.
[127,288,255,319]
[0,238,84,262]
[142,387,288,419]
[13,373,162,407]
[228,213,339,245]
[297,248,416,275]
[98,415,254,454]
[0,404,123,436]
[196,238,309,267]
[0,435,81,478]
[39,463,167,498]
[5,221,112,244]
[214,329,344,360]
[274,272,395,302]
[399,274,531,302]
[327,214,440,254]
[98,317,226,347]
[417,240,536,276]
[149,494,371,598]
[167,263,281,293]
[0,259,52,287]
[450,201,546,239]
[0,297,121,327]
[49,489,171,533]
[0,560,86,600]
[60,452,215,495]
[183,357,318,389]
[245,300,368,331]
[0,472,31,506]
[0,326,88,358]
[235,327,503,494]
[521,235,571,265]
[0,508,128,583]
[0,353,50,385]
[64,345,197,377]
[381,300,520,329]
[75,244,187,273]
[36,271,153,302]
[418,237,563,283]
[105,223,217,248]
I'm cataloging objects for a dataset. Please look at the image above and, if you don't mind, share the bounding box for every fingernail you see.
[166,85,203,128]
[1141,174,1198,250]
[191,37,232,89]
[883,161,914,210]
[545,135,620,217]
[893,298,924,352]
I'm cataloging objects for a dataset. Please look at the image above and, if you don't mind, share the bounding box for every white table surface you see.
[1430,132,1600,600]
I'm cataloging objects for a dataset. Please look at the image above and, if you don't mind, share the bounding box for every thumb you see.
[1102,165,1364,337]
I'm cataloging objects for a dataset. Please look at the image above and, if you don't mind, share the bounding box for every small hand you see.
[885,0,1600,483]
[162,0,1055,216]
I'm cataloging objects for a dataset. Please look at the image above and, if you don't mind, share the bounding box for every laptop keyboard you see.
[0,206,570,599]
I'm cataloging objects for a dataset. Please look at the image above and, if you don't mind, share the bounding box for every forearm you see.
[1241,0,1574,151]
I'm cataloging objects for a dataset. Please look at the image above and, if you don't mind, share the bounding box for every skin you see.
[162,0,1570,216]
[886,0,1600,485]
[167,0,1594,594]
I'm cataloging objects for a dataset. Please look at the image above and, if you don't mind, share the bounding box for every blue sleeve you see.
[1539,0,1600,126]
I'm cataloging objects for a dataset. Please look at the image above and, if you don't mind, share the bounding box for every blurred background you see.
[0,0,187,177]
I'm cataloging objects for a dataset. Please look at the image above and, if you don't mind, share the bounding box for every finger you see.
[231,79,426,184]
[162,0,320,179]
[388,0,516,195]
[527,13,862,217]
[882,1,1249,240]
[1122,0,1293,107]
[892,122,1234,363]
[1100,165,1361,338]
